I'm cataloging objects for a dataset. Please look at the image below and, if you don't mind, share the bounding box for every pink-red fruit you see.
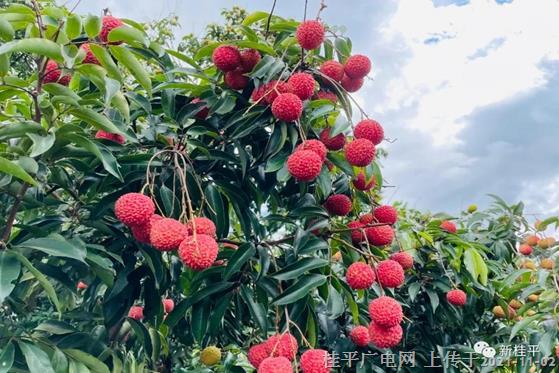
[300,349,331,373]
[239,49,261,72]
[80,43,100,65]
[368,296,403,327]
[324,194,352,216]
[446,289,467,307]
[352,172,375,191]
[115,193,155,227]
[296,20,325,50]
[341,75,363,92]
[248,343,269,368]
[178,234,219,271]
[376,259,405,288]
[258,357,292,373]
[354,119,384,145]
[266,333,298,360]
[320,60,345,82]
[271,93,303,122]
[43,60,70,85]
[128,306,144,320]
[365,225,394,246]
[345,139,375,166]
[212,45,241,72]
[319,128,345,150]
[519,244,533,256]
[95,130,125,144]
[163,298,174,313]
[373,205,398,225]
[224,70,248,90]
[350,326,370,347]
[344,54,371,79]
[287,150,322,182]
[288,72,316,100]
[440,220,457,233]
[368,322,403,349]
[295,140,328,162]
[186,217,217,237]
[100,16,124,44]
[346,262,376,290]
[150,218,188,251]
[390,252,414,270]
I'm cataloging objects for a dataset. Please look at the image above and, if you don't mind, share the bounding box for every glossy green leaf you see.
[65,14,82,40]
[63,349,110,373]
[108,26,148,46]
[18,342,55,373]
[272,274,327,305]
[223,243,255,281]
[0,156,37,185]
[18,236,87,262]
[0,251,20,303]
[270,258,329,281]
[240,285,267,333]
[27,132,55,157]
[109,46,152,95]
[0,39,62,61]
[0,341,14,373]
[84,15,101,38]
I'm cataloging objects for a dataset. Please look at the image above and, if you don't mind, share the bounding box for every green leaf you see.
[0,156,37,185]
[89,45,123,81]
[0,341,14,373]
[108,26,148,46]
[0,251,20,303]
[65,14,82,40]
[0,18,14,41]
[326,284,344,319]
[27,132,55,157]
[84,15,101,38]
[270,258,329,281]
[240,285,267,333]
[51,348,68,373]
[18,236,87,262]
[464,248,488,285]
[426,289,439,312]
[234,40,276,56]
[242,11,269,26]
[509,315,539,340]
[272,274,327,305]
[68,107,125,135]
[0,39,62,61]
[63,349,110,373]
[65,133,122,180]
[17,342,55,373]
[223,243,255,281]
[109,46,152,95]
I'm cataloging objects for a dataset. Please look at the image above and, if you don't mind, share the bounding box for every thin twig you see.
[1,183,29,247]
[265,0,277,37]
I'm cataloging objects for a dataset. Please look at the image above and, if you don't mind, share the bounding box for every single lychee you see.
[368,322,403,349]
[344,54,371,79]
[528,294,539,302]
[493,305,515,319]
[200,346,221,366]
[288,72,316,100]
[509,299,522,309]
[352,172,375,191]
[519,244,533,256]
[224,70,248,90]
[446,289,467,307]
[376,259,405,288]
[186,217,217,237]
[373,205,398,225]
[365,225,394,246]
[95,130,126,144]
[162,298,174,313]
[345,139,375,166]
[128,306,143,320]
[324,194,352,216]
[150,218,188,251]
[266,333,298,360]
[354,119,384,145]
[346,262,376,290]
[390,252,414,270]
[359,213,374,225]
[524,235,539,246]
[287,150,322,182]
[80,43,100,65]
[540,258,555,269]
[248,343,270,368]
[296,20,325,50]
[192,98,209,119]
[100,16,124,44]
[314,90,337,103]
[320,60,345,82]
[43,60,71,86]
[131,214,162,244]
[350,326,370,347]
[212,45,241,72]
[272,93,303,122]
[319,128,345,151]
[368,296,403,327]
[440,220,457,233]
[239,48,261,72]
[300,349,331,373]
[77,281,88,290]
[348,221,365,244]
[467,204,477,213]
[115,193,155,227]
[341,74,363,92]
[296,139,328,162]
[258,357,292,373]
[178,234,219,271]
[521,260,536,270]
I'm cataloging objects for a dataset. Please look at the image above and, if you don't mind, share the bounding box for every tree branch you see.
[1,183,29,248]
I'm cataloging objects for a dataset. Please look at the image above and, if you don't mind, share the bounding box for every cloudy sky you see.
[73,0,559,217]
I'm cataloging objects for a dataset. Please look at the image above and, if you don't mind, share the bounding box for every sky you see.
[72,0,559,217]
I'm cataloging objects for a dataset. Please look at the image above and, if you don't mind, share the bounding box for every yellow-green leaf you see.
[0,156,37,185]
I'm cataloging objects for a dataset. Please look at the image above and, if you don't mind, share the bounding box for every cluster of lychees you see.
[114,192,220,271]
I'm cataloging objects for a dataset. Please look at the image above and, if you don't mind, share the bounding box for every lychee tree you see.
[1,2,559,372]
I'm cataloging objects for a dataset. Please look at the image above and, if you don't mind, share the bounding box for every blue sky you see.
[74,0,559,217]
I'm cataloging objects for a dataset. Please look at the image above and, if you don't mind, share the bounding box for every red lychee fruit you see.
[348,221,365,244]
[324,194,352,216]
[186,217,217,237]
[131,214,162,244]
[248,343,270,368]
[376,259,405,288]
[352,172,375,191]
[354,119,384,145]
[224,70,248,90]
[319,128,346,151]
[446,289,467,307]
[77,281,88,290]
[296,20,325,50]
[212,45,241,72]
[43,60,70,86]
[178,234,219,271]
[440,220,457,233]
[80,43,100,65]
[314,90,337,104]
[525,235,540,246]
[266,333,298,360]
[320,60,345,82]
[345,139,376,167]
[519,244,533,256]
[344,54,371,79]
[368,296,403,327]
[115,193,155,227]
[341,75,364,92]
[368,322,403,349]
[365,225,394,246]
[359,213,374,225]
[128,306,144,320]
[346,262,376,290]
[150,218,189,251]
[191,98,209,119]
[262,81,292,105]
[390,252,414,270]
[300,349,331,373]
[162,298,174,313]
[296,139,328,162]
[258,357,292,373]
[95,130,125,144]
[373,205,398,225]
[350,326,370,347]
[287,150,322,182]
[239,48,261,73]
[100,16,124,44]
[271,93,303,122]
[288,72,316,100]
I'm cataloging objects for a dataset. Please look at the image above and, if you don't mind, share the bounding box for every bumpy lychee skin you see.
[191,98,210,119]
[266,333,298,360]
[95,130,126,144]
[368,296,403,327]
[373,205,398,225]
[100,16,124,44]
[248,343,270,368]
[128,306,144,320]
[359,213,374,225]
[320,60,345,82]
[224,70,248,90]
[131,214,162,244]
[150,218,188,251]
[178,234,219,271]
[376,259,405,288]
[200,346,222,366]
[314,90,337,103]
[300,349,331,373]
[324,194,352,216]
[348,221,365,243]
[440,220,457,233]
[296,20,325,50]
[212,45,241,72]
[368,322,403,349]
[296,139,328,162]
[446,289,467,307]
[390,252,414,270]
[239,48,261,72]
[524,235,540,246]
[350,326,370,347]
[162,298,174,313]
[345,139,376,166]
[258,357,292,373]
[262,81,292,105]
[115,193,155,226]
[346,262,376,290]
[365,225,394,246]
[43,60,70,85]
[344,54,372,79]
[341,75,364,92]
[352,172,375,191]
[319,129,345,151]
[519,244,533,256]
[186,217,217,237]
[287,150,322,182]
[272,93,303,122]
[80,43,100,65]
[288,72,316,100]
[354,119,384,145]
